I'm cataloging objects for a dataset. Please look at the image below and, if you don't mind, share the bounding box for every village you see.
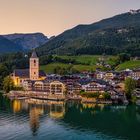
[6,50,140,105]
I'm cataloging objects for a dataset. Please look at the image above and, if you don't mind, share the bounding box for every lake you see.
[0,94,140,140]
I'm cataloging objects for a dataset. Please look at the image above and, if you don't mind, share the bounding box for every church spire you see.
[31,50,38,58]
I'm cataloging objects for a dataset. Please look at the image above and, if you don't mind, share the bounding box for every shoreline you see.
[4,90,128,105]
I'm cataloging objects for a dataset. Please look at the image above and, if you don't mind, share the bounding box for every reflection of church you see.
[29,101,65,135]
[29,106,44,136]
[11,51,66,95]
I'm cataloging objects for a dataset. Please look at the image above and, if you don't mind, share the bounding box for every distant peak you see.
[129,9,140,15]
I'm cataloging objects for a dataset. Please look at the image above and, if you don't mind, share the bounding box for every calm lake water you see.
[0,95,140,140]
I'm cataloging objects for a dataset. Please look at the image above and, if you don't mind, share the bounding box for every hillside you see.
[37,10,140,56]
[4,33,48,50]
[0,36,23,53]
[40,55,140,74]
[40,63,94,73]
[40,55,116,73]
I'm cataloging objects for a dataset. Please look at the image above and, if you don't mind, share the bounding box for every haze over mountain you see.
[0,35,23,53]
[4,33,48,50]
[37,9,140,56]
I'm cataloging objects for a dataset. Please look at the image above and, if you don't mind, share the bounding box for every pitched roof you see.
[31,50,38,58]
[39,70,46,77]
[78,78,108,85]
[14,69,46,78]
[14,69,29,78]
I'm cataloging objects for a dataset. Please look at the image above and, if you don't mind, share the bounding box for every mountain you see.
[37,10,140,56]
[0,35,23,53]
[4,33,49,50]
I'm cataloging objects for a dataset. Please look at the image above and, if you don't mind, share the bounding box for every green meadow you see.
[40,55,140,73]
[116,60,140,71]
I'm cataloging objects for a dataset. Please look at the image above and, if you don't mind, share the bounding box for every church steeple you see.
[31,50,38,58]
[30,50,39,80]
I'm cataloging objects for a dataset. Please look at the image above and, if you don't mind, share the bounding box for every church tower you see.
[30,50,39,81]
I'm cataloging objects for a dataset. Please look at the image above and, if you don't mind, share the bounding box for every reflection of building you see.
[26,99,65,119]
[12,100,21,113]
[29,107,44,136]
[49,102,65,119]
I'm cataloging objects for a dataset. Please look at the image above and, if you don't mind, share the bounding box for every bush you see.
[80,92,100,98]
[103,92,111,100]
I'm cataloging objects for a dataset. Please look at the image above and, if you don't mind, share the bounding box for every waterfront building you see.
[50,81,66,95]
[79,79,107,93]
[23,80,66,95]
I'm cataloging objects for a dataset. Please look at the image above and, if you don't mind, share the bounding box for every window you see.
[34,60,36,66]
[34,72,36,75]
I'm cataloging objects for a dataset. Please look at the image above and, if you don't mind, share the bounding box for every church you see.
[11,51,66,95]
[11,50,46,86]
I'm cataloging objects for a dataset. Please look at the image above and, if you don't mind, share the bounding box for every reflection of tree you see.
[62,103,140,140]
[136,106,140,122]
[29,106,44,136]
[0,94,11,110]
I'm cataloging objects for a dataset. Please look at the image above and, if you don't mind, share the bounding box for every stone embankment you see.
[7,91,82,101]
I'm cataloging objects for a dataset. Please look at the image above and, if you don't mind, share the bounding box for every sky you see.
[0,0,140,37]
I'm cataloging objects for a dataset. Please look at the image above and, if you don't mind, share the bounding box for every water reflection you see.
[29,106,43,136]
[0,95,140,140]
[13,100,21,113]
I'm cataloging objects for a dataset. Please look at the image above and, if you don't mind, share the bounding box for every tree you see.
[3,76,14,93]
[125,77,136,100]
[118,53,130,63]
[0,64,9,89]
[103,92,111,100]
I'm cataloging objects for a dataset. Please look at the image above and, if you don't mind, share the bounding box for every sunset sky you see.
[0,0,140,37]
